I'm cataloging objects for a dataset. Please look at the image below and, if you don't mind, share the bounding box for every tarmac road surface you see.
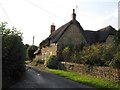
[10,65,98,89]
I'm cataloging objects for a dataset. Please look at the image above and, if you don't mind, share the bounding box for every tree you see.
[1,22,25,88]
[27,45,38,61]
[24,44,30,60]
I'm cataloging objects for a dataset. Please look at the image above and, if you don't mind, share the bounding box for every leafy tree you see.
[1,22,25,88]
[24,44,30,60]
[27,45,38,61]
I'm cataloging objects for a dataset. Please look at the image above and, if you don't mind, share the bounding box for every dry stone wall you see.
[61,62,120,82]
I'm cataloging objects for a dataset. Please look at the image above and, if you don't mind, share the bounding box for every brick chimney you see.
[72,9,76,20]
[50,23,55,34]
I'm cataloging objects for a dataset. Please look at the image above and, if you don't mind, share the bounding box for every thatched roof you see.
[39,10,117,47]
[40,20,89,47]
[85,30,98,44]
[40,24,116,47]
[85,25,116,44]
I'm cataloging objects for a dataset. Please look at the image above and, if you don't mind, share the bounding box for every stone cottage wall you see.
[61,62,120,82]
[105,35,114,44]
[41,44,57,60]
[58,24,87,46]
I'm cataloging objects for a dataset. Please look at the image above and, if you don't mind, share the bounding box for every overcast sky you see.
[0,0,119,46]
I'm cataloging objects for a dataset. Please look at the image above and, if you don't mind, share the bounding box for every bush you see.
[62,47,70,61]
[1,22,25,88]
[44,55,59,69]
[110,51,120,68]
[79,44,111,66]
[62,43,84,63]
[61,43,120,68]
[70,53,80,63]
[80,44,102,66]
[101,44,114,66]
[24,44,30,60]
[27,45,38,60]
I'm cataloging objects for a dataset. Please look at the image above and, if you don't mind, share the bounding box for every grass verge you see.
[47,69,120,90]
[25,60,31,64]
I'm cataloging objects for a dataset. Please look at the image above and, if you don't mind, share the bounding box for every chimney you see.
[50,23,55,34]
[72,9,76,20]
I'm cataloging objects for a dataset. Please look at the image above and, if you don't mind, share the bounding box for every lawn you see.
[47,69,120,90]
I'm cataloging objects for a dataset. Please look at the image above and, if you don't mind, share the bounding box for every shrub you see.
[101,44,114,66]
[44,55,59,69]
[24,44,30,60]
[62,47,70,61]
[70,53,80,63]
[80,44,101,66]
[27,45,38,61]
[1,22,25,88]
[110,51,120,68]
[80,44,115,66]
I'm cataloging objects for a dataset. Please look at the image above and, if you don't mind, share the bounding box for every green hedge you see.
[1,22,26,88]
[62,43,120,68]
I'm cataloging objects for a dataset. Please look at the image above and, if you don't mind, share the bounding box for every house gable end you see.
[58,21,87,46]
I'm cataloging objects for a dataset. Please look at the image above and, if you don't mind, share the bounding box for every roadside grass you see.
[26,62,120,89]
[47,69,120,90]
[25,60,31,64]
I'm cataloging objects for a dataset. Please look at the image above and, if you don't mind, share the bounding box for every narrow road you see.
[10,65,97,89]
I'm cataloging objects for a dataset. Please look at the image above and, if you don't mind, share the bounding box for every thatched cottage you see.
[34,9,116,61]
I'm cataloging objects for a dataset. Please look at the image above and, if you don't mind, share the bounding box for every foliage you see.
[80,44,114,66]
[110,48,120,68]
[27,45,38,60]
[62,43,84,62]
[24,44,30,60]
[80,44,119,67]
[70,53,80,63]
[114,29,120,45]
[62,42,120,68]
[62,47,70,61]
[44,55,59,69]
[1,22,25,88]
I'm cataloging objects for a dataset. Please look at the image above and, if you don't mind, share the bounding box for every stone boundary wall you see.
[61,62,120,82]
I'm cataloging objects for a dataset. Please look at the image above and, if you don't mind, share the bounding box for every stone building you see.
[34,9,116,61]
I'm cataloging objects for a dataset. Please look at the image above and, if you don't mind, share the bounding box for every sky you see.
[0,0,119,46]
